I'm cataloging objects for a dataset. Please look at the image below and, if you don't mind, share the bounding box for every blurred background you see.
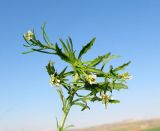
[0,0,160,131]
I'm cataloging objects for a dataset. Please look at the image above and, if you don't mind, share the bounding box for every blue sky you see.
[0,0,160,130]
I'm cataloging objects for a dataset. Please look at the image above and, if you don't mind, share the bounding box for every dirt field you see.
[70,118,160,131]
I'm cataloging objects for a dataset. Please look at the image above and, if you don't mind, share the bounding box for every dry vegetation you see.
[70,118,160,131]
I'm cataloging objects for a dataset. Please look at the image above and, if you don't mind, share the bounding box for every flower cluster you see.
[50,74,61,86]
[24,30,34,41]
[86,74,97,84]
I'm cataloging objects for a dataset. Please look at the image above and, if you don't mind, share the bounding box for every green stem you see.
[59,95,74,131]
[60,107,70,130]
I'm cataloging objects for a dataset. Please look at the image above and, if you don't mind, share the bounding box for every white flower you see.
[24,30,34,41]
[101,94,110,104]
[55,79,60,86]
[50,74,61,87]
[86,74,97,84]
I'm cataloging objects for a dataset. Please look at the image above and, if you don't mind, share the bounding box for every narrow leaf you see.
[103,54,120,65]
[59,38,69,54]
[88,56,104,67]
[109,99,120,104]
[46,61,56,75]
[59,66,67,77]
[68,36,73,51]
[41,23,51,44]
[114,61,131,72]
[78,37,96,59]
[109,83,128,90]
[55,43,72,63]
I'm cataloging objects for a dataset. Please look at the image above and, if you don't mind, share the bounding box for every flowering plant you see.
[23,24,132,131]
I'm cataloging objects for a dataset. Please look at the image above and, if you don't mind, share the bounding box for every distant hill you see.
[70,118,160,131]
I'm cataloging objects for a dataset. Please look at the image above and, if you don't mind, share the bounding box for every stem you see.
[60,106,70,130]
[59,95,74,131]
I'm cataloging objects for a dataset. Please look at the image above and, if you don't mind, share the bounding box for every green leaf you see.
[55,43,72,63]
[101,54,120,70]
[64,124,74,130]
[68,36,73,51]
[63,71,74,77]
[57,88,66,110]
[113,61,131,72]
[73,102,90,111]
[66,39,76,60]
[22,50,35,54]
[59,66,67,77]
[104,54,120,63]
[87,67,106,75]
[59,38,69,54]
[78,37,96,59]
[46,61,56,75]
[41,23,51,44]
[109,83,128,90]
[109,99,120,104]
[66,39,72,52]
[88,56,104,67]
[31,48,55,54]
[90,96,101,102]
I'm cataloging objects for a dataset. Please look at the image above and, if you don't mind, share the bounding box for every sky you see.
[0,0,160,131]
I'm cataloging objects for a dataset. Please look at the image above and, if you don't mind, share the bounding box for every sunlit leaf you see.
[113,61,131,72]
[78,37,96,59]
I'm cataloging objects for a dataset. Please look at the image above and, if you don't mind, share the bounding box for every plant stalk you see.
[59,94,74,131]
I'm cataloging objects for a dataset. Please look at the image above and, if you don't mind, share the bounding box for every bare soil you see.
[70,118,160,131]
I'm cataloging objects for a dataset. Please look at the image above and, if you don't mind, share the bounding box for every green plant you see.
[23,24,132,131]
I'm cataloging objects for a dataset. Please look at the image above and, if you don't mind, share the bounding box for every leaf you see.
[31,48,54,54]
[59,66,67,77]
[109,83,128,90]
[113,61,131,72]
[57,88,66,109]
[66,39,72,52]
[90,96,101,102]
[46,61,55,75]
[109,99,120,104]
[78,37,96,59]
[73,102,90,111]
[59,38,69,54]
[101,54,120,70]
[88,56,104,67]
[23,35,32,45]
[22,50,35,54]
[87,67,106,75]
[66,39,76,60]
[41,23,51,44]
[63,71,74,77]
[64,124,74,130]
[68,36,73,51]
[104,54,120,63]
[55,43,72,63]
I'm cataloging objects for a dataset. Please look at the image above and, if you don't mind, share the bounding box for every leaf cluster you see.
[23,24,131,111]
